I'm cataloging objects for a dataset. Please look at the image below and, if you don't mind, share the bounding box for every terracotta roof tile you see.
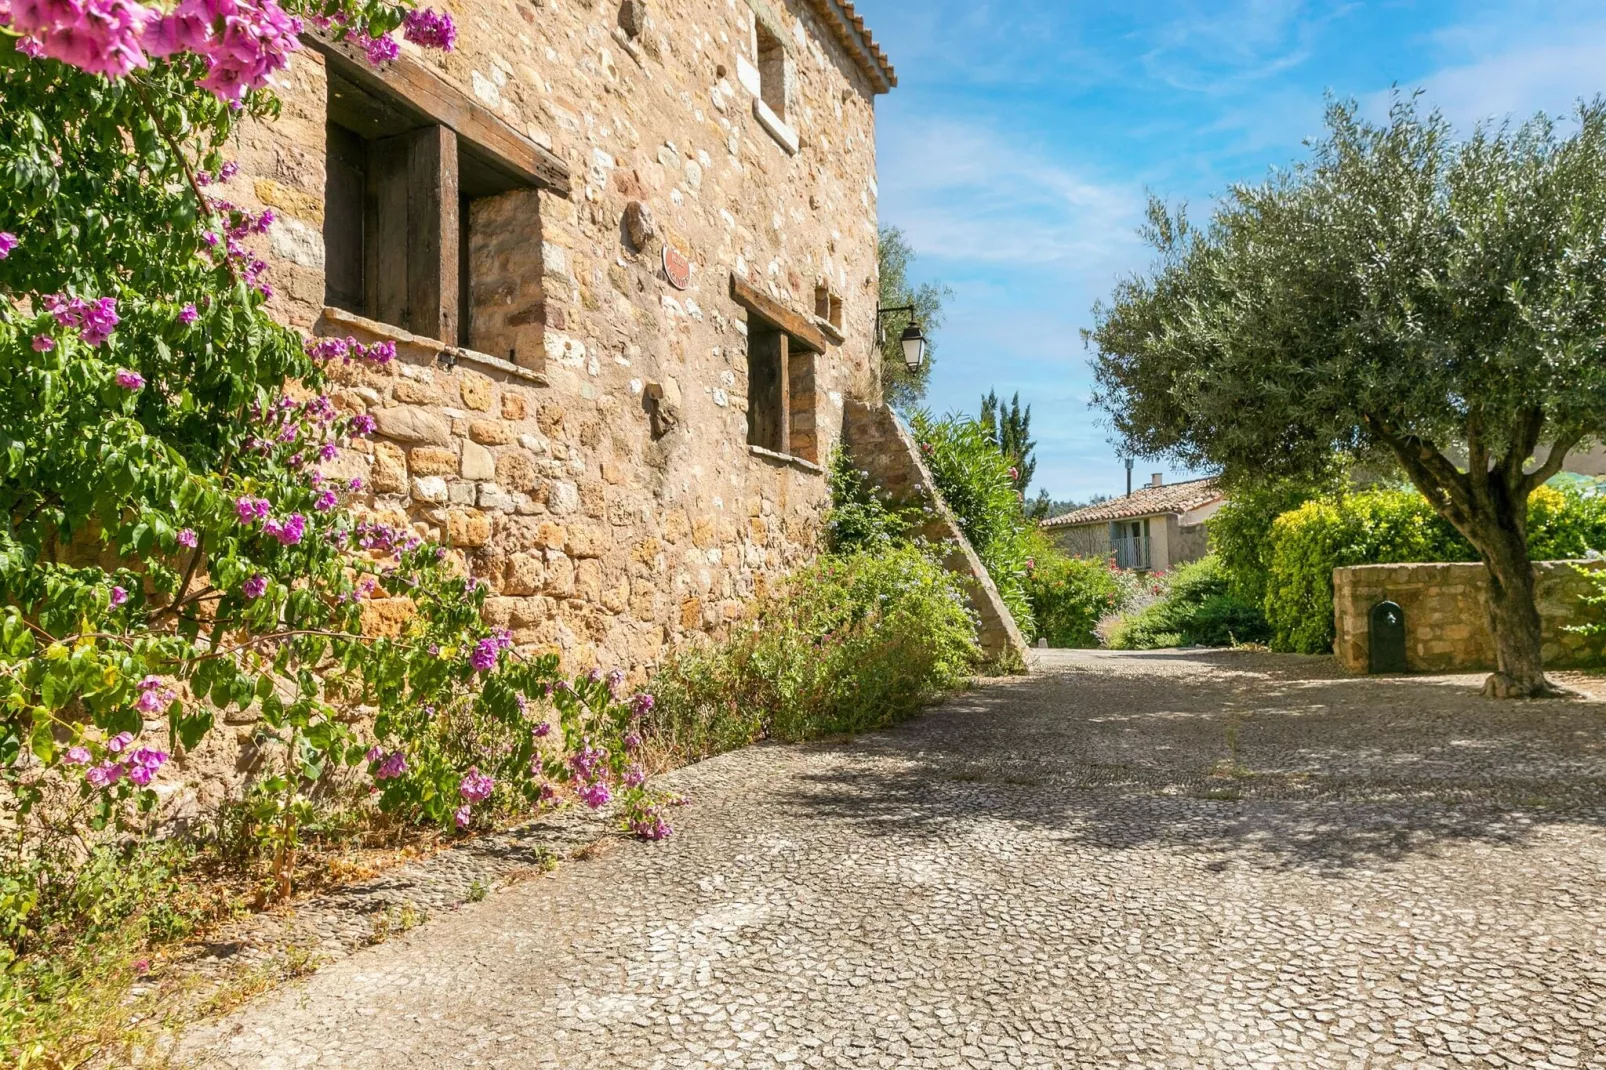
[1041,477,1223,528]
[804,0,896,92]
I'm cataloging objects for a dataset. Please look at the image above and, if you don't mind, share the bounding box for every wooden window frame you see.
[732,274,827,466]
[312,33,570,347]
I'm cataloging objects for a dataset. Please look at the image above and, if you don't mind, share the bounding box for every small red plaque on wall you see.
[663,245,692,290]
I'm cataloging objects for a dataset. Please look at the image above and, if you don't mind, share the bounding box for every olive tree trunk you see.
[1474,521,1553,698]
[1375,414,1579,700]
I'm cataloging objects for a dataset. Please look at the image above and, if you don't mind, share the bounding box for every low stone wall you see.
[1333,560,1606,673]
[841,400,1028,664]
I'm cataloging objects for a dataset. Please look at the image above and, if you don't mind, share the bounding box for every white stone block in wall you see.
[412,476,448,503]
[736,54,761,96]
[461,441,496,481]
[479,483,517,512]
[549,480,580,515]
[269,217,325,269]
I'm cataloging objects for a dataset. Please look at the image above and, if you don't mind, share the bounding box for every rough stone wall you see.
[841,400,1029,663]
[1049,524,1112,561]
[215,0,886,677]
[1333,561,1606,673]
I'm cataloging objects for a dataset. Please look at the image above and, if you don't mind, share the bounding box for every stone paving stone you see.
[177,650,1606,1068]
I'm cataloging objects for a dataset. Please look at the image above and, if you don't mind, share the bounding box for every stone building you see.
[225,0,901,674]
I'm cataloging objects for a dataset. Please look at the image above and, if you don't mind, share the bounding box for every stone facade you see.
[221,0,896,675]
[841,401,1028,663]
[1332,561,1606,673]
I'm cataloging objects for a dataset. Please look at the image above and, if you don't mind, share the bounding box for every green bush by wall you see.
[1262,484,1606,654]
[907,411,1037,636]
[1025,545,1126,648]
[1107,555,1269,649]
[645,546,981,760]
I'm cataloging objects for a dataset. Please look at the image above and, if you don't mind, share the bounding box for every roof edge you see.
[1041,477,1224,528]
[804,0,896,93]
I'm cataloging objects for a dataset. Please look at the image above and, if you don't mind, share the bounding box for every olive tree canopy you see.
[1090,97,1606,697]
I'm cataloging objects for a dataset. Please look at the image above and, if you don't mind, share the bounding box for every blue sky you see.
[859,0,1606,503]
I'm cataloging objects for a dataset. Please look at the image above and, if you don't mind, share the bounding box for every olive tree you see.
[1090,97,1606,697]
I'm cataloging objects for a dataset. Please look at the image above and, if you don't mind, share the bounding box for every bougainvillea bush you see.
[0,3,671,1059]
[645,546,981,763]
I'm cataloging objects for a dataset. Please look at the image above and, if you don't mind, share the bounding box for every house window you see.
[755,20,788,120]
[732,276,824,465]
[322,67,541,354]
[1110,518,1151,570]
[745,321,817,462]
[814,284,843,331]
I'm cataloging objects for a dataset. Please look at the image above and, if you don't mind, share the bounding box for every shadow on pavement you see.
[778,651,1606,873]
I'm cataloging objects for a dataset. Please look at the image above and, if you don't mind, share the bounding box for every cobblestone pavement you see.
[180,650,1606,1069]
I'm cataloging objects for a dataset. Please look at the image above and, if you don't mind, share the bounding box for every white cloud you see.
[1392,29,1606,130]
[878,118,1146,273]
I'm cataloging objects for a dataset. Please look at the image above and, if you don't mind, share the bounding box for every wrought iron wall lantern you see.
[875,305,927,373]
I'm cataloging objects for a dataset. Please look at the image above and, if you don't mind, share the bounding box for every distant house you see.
[1042,475,1225,572]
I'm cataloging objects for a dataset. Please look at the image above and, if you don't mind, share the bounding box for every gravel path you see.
[179,649,1606,1068]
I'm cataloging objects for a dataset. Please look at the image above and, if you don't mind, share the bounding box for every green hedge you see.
[1210,476,1339,608]
[907,410,1036,636]
[1107,555,1268,649]
[1264,484,1606,654]
[645,546,980,760]
[1025,548,1125,648]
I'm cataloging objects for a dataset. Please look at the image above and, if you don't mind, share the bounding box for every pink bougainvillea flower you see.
[106,731,135,754]
[623,764,646,788]
[352,30,398,65]
[31,334,54,352]
[263,512,306,545]
[349,414,375,436]
[577,781,612,809]
[454,805,472,829]
[632,815,672,840]
[177,528,198,548]
[22,0,152,79]
[64,745,92,765]
[242,573,267,599]
[469,638,499,672]
[531,721,551,739]
[79,297,119,345]
[314,488,337,512]
[135,675,176,714]
[114,368,144,390]
[402,7,455,51]
[0,232,17,258]
[87,762,121,788]
[234,495,269,524]
[606,667,626,697]
[374,750,407,780]
[458,767,494,802]
[110,585,129,606]
[178,302,199,324]
[630,692,655,718]
[16,35,46,56]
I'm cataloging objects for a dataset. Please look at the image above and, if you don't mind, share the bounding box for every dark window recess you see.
[745,317,817,462]
[756,22,787,119]
[322,71,533,348]
[324,123,367,313]
[747,324,787,453]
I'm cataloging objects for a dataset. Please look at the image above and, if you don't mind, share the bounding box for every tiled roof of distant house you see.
[1042,477,1223,528]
